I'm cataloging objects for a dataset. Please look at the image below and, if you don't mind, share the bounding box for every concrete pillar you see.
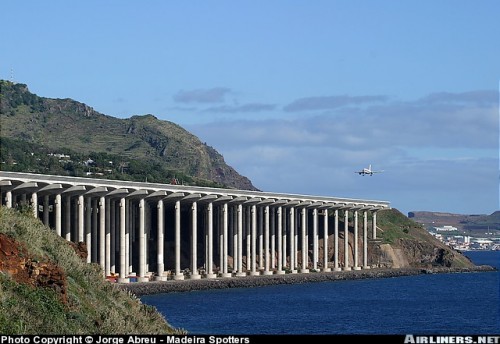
[118,197,129,283]
[5,191,12,208]
[249,204,259,276]
[372,211,378,239]
[343,210,351,271]
[137,198,147,282]
[282,209,287,269]
[220,202,231,277]
[110,200,116,274]
[236,204,245,277]
[43,195,50,226]
[353,210,361,270]
[313,208,318,270]
[31,192,38,218]
[232,206,238,273]
[155,200,167,281]
[66,196,72,241]
[363,210,370,269]
[55,194,62,237]
[127,201,132,275]
[270,208,275,270]
[85,197,91,263]
[300,208,309,273]
[190,201,201,279]
[322,210,331,272]
[105,198,111,277]
[91,198,98,261]
[333,209,340,271]
[246,207,251,272]
[205,202,216,278]
[258,207,263,270]
[289,207,297,273]
[276,206,285,274]
[263,205,272,275]
[99,196,106,273]
[78,195,84,243]
[174,200,184,280]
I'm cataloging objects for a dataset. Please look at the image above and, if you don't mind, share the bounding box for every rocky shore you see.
[117,265,496,296]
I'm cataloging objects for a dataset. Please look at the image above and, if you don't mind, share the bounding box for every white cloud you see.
[186,90,498,214]
[173,87,231,103]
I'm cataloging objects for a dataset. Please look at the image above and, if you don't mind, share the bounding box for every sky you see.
[1,1,499,216]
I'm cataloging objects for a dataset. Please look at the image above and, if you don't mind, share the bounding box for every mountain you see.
[408,210,500,231]
[0,80,257,190]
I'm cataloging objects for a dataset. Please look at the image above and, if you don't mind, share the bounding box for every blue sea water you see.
[141,251,500,334]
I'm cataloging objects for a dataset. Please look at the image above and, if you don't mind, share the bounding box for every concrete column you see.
[31,192,38,218]
[91,198,98,261]
[126,201,131,275]
[372,211,378,239]
[55,194,62,237]
[293,211,296,270]
[190,201,201,279]
[85,197,91,263]
[205,202,216,278]
[66,196,72,241]
[313,208,318,270]
[99,196,106,273]
[220,203,231,277]
[118,197,129,283]
[110,200,116,274]
[258,207,263,270]
[322,210,331,272]
[353,210,361,270]
[334,209,340,271]
[105,198,111,277]
[43,195,50,226]
[232,206,238,273]
[282,209,287,269]
[289,207,297,273]
[5,191,12,208]
[263,205,272,275]
[300,208,309,273]
[137,198,147,282]
[72,200,78,242]
[78,195,84,242]
[246,207,251,272]
[218,207,223,274]
[174,200,184,280]
[276,206,285,274]
[270,208,275,270]
[236,204,245,276]
[155,200,167,281]
[344,210,351,271]
[363,210,370,269]
[249,204,259,276]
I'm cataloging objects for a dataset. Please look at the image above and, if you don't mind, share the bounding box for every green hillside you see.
[0,80,257,190]
[0,206,184,334]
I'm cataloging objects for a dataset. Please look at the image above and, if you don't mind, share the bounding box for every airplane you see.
[355,164,384,176]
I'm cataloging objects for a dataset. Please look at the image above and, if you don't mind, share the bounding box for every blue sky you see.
[1,1,499,215]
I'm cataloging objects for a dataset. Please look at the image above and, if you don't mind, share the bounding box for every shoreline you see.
[117,265,496,296]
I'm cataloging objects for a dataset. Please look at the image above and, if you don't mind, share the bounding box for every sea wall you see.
[118,265,496,296]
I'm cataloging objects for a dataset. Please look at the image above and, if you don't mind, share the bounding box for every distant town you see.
[428,224,500,251]
[409,211,500,251]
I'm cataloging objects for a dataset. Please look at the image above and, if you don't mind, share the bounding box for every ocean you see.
[141,251,500,334]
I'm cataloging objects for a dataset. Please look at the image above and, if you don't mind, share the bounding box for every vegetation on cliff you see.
[376,209,474,268]
[0,80,257,190]
[0,206,183,334]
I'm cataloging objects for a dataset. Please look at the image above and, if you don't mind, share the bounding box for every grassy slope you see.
[0,206,184,335]
[377,208,474,268]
